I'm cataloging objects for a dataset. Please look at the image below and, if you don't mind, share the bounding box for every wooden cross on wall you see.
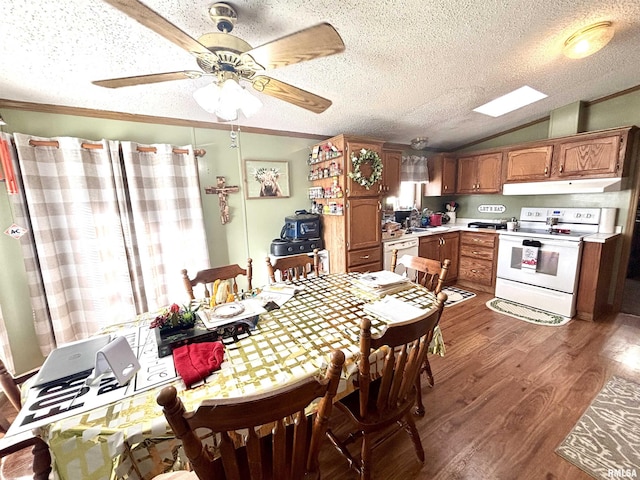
[205,176,239,225]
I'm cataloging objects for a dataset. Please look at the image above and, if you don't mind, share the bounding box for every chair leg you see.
[403,414,425,463]
[32,438,52,480]
[414,375,425,417]
[423,356,435,387]
[360,432,372,480]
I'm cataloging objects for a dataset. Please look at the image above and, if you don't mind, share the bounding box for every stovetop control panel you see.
[520,207,601,225]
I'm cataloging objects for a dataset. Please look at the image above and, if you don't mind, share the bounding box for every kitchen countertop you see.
[382,224,621,243]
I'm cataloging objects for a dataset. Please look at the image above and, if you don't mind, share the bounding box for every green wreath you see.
[349,148,383,189]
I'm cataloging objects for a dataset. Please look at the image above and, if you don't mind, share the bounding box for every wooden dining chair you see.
[390,250,450,293]
[390,251,450,414]
[182,259,253,301]
[266,250,319,283]
[155,349,345,480]
[0,359,52,480]
[326,292,446,480]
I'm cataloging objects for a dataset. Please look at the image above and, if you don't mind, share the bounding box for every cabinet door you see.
[346,142,383,197]
[346,197,381,250]
[419,236,440,261]
[456,156,478,194]
[557,134,621,178]
[505,146,553,182]
[382,150,402,197]
[440,232,459,281]
[442,156,457,194]
[475,152,503,193]
[425,154,456,196]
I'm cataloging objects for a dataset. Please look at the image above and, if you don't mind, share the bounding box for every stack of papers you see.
[257,283,305,306]
[363,297,430,326]
[350,271,411,298]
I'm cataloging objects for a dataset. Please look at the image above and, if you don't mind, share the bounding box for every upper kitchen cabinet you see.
[503,126,637,186]
[505,145,554,182]
[425,153,456,196]
[380,148,402,197]
[456,151,502,194]
[344,138,385,198]
[555,128,633,179]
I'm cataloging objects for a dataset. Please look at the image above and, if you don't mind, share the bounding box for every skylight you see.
[473,86,548,117]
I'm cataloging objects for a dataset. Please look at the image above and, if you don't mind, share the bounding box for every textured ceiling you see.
[2,0,640,150]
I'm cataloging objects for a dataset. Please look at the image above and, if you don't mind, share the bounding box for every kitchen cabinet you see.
[310,134,385,273]
[380,148,402,197]
[456,152,502,194]
[576,236,619,321]
[556,132,627,178]
[505,146,554,182]
[425,153,456,196]
[457,231,498,294]
[418,232,458,283]
[502,126,637,186]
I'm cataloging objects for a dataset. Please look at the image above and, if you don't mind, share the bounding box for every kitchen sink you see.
[407,226,450,233]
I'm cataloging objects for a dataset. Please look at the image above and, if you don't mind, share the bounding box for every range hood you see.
[502,177,625,195]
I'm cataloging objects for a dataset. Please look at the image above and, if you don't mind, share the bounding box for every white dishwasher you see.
[383,236,419,272]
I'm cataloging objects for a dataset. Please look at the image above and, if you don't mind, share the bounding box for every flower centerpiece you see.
[150,303,200,333]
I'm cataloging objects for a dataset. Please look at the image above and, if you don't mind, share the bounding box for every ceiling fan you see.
[93,1,346,115]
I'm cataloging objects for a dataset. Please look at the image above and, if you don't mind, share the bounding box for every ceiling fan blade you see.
[93,71,203,88]
[244,23,345,70]
[252,76,332,113]
[103,0,213,60]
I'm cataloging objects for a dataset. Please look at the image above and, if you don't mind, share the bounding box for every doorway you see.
[621,201,640,315]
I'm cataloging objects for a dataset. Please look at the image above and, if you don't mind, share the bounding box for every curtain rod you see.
[28,139,206,157]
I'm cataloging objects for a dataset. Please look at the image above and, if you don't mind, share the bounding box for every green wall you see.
[2,87,640,373]
[0,109,318,373]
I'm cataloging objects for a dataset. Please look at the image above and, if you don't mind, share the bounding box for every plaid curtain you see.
[118,142,209,312]
[401,155,429,183]
[3,135,209,360]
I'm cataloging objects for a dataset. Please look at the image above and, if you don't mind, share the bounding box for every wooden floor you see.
[2,289,639,479]
[319,289,640,479]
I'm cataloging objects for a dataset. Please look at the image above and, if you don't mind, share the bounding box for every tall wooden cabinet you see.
[310,135,385,273]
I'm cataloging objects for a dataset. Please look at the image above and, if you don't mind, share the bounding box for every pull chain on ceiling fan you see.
[94,1,346,121]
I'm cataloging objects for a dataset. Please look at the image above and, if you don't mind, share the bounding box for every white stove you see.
[495,207,602,318]
[500,207,601,241]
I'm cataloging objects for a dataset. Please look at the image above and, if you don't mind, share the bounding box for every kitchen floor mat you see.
[486,297,571,326]
[441,286,476,307]
[556,376,640,480]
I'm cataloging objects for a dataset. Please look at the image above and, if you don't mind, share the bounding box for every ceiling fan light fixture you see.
[563,21,614,59]
[193,78,261,121]
[193,82,222,113]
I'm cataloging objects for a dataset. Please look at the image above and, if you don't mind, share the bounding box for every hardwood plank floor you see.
[319,289,640,479]
[2,289,638,478]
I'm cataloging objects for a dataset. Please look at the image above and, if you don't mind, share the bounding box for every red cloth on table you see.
[173,341,225,388]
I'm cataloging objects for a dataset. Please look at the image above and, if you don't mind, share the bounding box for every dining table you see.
[10,272,444,480]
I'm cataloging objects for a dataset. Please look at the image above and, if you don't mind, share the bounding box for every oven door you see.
[496,234,583,294]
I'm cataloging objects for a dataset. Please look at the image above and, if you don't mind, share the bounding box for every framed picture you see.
[243,159,290,199]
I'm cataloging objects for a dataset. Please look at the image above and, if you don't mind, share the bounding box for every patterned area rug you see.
[486,297,571,326]
[556,376,640,480]
[441,286,476,307]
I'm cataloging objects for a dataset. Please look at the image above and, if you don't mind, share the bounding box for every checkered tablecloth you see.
[43,273,440,479]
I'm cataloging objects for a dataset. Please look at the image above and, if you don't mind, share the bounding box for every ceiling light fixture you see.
[410,137,429,150]
[473,86,547,117]
[193,73,262,122]
[563,21,614,59]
